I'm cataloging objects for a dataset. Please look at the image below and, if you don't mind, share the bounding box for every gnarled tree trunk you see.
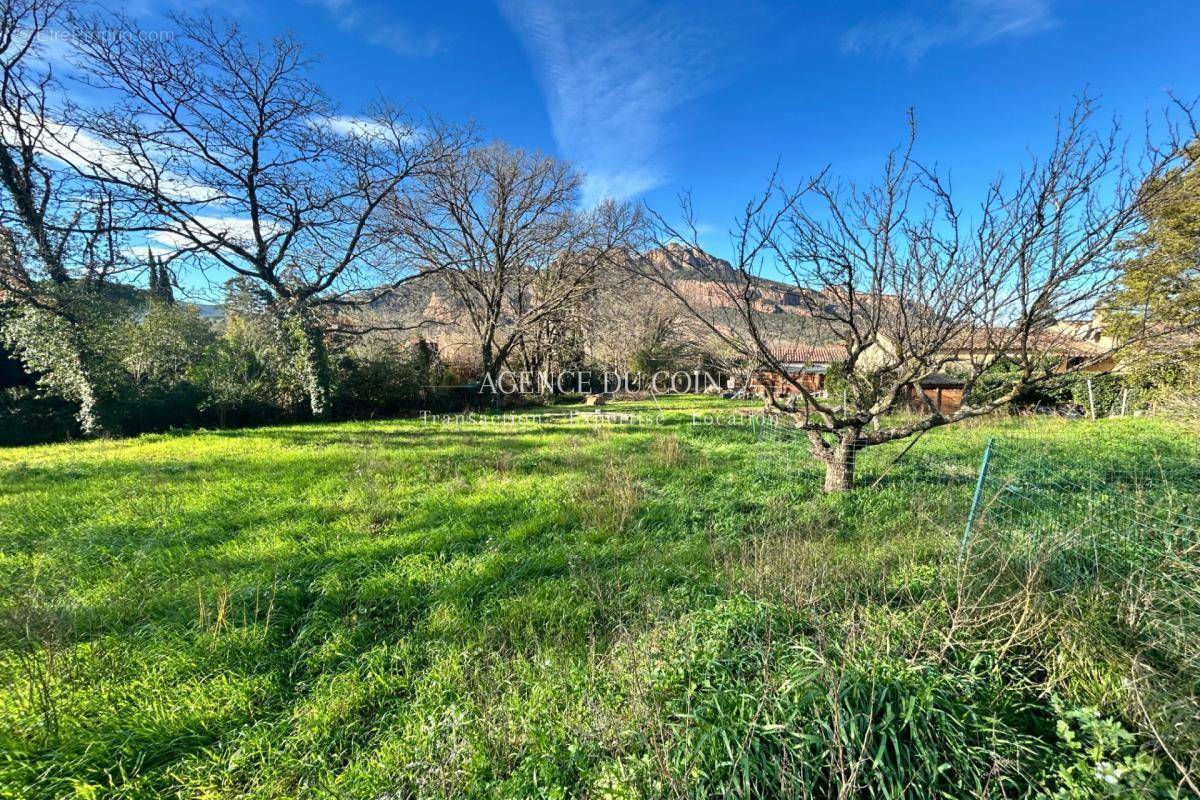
[820,428,861,493]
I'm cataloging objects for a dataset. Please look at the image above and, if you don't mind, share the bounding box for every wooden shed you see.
[748,345,848,397]
[910,373,966,414]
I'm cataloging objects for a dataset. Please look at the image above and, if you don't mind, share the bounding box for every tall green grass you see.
[0,399,1196,798]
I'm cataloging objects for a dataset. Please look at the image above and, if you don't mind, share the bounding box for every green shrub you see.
[0,298,124,433]
[191,313,308,425]
[104,302,216,433]
[965,357,1067,408]
[333,344,427,419]
[965,359,1130,415]
[0,386,78,445]
[1063,372,1127,416]
[1049,700,1170,799]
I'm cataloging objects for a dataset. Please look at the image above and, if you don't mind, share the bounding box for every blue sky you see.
[117,0,1200,259]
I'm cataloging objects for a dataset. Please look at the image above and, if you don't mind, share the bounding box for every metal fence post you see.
[960,437,995,562]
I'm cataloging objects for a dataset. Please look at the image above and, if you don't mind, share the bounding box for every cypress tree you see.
[147,249,159,300]
[146,250,175,305]
[157,260,175,305]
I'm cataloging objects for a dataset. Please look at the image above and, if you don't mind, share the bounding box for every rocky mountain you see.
[645,243,832,318]
[359,244,833,356]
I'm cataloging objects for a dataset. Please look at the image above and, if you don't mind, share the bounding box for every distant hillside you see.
[365,244,833,339]
[646,243,833,319]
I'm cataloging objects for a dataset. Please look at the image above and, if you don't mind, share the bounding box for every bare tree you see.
[584,262,705,375]
[1,0,69,292]
[510,308,587,395]
[64,12,458,416]
[388,143,642,401]
[636,99,1186,492]
[0,0,131,433]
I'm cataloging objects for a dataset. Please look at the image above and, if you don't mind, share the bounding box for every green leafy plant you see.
[1048,700,1168,798]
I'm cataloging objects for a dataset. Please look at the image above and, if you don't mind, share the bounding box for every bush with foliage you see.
[190,313,307,427]
[964,358,1132,415]
[332,339,445,419]
[1116,348,1200,408]
[117,302,213,388]
[103,302,216,433]
[1,289,475,441]
[0,386,77,445]
[0,292,130,435]
[1107,137,1200,406]
[963,358,1062,409]
[1061,371,1128,416]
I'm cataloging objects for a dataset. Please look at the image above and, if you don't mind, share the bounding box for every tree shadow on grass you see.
[1,418,746,797]
[2,417,720,695]
[9,416,1187,796]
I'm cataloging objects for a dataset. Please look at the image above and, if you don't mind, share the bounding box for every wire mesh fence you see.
[744,408,1200,668]
[961,424,1200,784]
[966,424,1200,635]
[1071,383,1200,421]
[726,405,1200,788]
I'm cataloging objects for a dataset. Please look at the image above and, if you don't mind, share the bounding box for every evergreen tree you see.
[1109,140,1200,395]
[156,260,175,305]
[146,251,175,305]
[147,250,159,299]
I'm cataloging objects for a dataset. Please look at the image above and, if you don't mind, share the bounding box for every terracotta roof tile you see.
[772,345,849,364]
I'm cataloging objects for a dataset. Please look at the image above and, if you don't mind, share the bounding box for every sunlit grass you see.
[1,398,1197,797]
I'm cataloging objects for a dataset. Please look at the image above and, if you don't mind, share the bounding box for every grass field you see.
[2,397,1198,798]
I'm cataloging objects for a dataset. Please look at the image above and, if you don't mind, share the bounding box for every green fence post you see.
[959,437,995,562]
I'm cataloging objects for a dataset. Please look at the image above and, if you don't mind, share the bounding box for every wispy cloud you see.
[844,0,1057,62]
[497,0,746,205]
[122,244,175,261]
[148,215,281,251]
[7,121,276,261]
[312,115,389,138]
[1,117,219,204]
[308,0,447,57]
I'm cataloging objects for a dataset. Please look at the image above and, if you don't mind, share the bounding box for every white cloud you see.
[149,215,281,251]
[308,115,426,151]
[364,24,446,58]
[315,115,391,138]
[844,0,1057,62]
[3,105,276,268]
[22,26,79,74]
[497,0,738,205]
[122,244,176,260]
[312,114,421,142]
[307,0,446,57]
[0,117,218,203]
[580,170,662,208]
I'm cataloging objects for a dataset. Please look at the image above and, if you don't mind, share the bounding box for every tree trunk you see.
[74,371,103,436]
[481,343,502,409]
[293,318,330,418]
[485,366,503,409]
[822,429,860,493]
[0,151,71,285]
